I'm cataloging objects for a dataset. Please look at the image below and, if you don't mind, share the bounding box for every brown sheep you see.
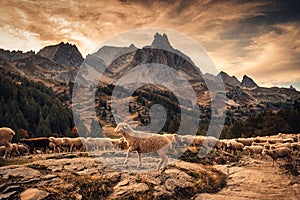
[115,122,172,170]
[262,147,292,166]
[227,142,244,155]
[10,143,20,157]
[17,144,29,156]
[0,127,15,158]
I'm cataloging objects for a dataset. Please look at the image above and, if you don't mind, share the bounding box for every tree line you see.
[0,75,75,142]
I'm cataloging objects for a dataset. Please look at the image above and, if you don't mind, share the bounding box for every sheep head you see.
[114,123,132,135]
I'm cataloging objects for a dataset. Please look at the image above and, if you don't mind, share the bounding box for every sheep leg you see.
[137,152,142,167]
[123,147,133,167]
[156,149,169,170]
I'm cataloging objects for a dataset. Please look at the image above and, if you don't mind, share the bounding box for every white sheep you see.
[115,122,172,170]
[0,127,15,158]
[243,145,264,157]
[262,147,292,166]
[49,137,64,153]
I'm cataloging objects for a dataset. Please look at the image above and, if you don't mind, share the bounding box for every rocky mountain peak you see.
[218,71,240,86]
[241,75,258,88]
[37,42,83,68]
[151,32,173,50]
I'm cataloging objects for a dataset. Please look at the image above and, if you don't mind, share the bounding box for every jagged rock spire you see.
[151,33,173,50]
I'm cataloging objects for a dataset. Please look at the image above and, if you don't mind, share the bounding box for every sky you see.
[0,0,299,89]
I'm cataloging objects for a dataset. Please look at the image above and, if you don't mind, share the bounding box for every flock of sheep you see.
[1,125,300,169]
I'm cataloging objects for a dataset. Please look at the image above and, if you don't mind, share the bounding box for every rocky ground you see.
[0,151,299,200]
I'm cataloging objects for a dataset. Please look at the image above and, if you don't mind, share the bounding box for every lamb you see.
[243,145,264,157]
[262,147,292,166]
[226,141,244,155]
[0,127,15,158]
[115,122,172,169]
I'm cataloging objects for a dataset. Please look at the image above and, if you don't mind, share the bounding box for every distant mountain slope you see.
[37,42,83,68]
[241,75,258,88]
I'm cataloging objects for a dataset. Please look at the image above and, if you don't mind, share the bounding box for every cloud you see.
[0,0,299,89]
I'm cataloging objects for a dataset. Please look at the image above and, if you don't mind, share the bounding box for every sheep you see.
[291,142,300,156]
[0,127,15,158]
[176,135,195,147]
[268,138,283,144]
[17,144,29,156]
[262,147,292,166]
[49,137,64,153]
[19,137,50,154]
[251,142,267,147]
[95,138,114,151]
[243,145,264,157]
[115,122,172,170]
[10,143,20,157]
[236,138,253,146]
[226,141,244,155]
[254,137,269,143]
[203,136,223,152]
[84,137,113,151]
[191,135,205,147]
[62,137,84,152]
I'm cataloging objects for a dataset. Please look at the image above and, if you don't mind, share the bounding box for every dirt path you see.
[195,157,300,200]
